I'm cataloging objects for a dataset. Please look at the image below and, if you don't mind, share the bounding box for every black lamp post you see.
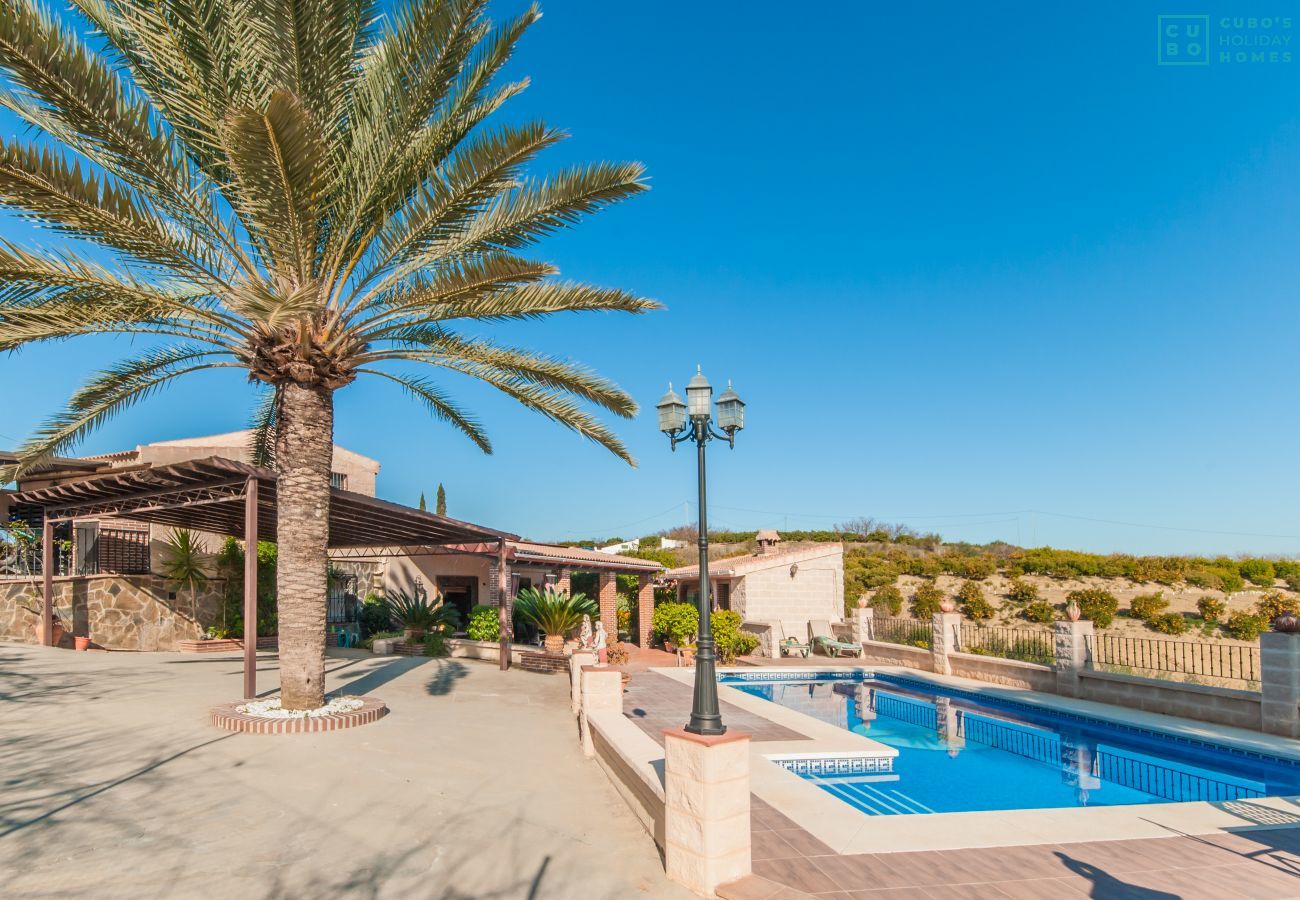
[657,367,745,735]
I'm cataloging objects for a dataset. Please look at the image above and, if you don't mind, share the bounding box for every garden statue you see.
[579,614,593,649]
[593,620,608,664]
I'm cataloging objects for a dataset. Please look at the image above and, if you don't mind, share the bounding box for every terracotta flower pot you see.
[35,620,65,647]
[74,636,91,651]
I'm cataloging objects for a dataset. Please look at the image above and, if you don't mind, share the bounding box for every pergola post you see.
[497,540,511,671]
[243,477,258,699]
[41,517,54,646]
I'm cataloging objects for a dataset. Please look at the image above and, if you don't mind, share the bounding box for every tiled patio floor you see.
[626,668,1300,899]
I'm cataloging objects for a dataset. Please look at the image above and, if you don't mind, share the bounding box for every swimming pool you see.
[725,671,1300,816]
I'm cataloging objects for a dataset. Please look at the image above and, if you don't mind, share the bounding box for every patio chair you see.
[809,620,863,658]
[774,621,810,658]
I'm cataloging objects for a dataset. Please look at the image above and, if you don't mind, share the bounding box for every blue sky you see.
[3,2,1300,554]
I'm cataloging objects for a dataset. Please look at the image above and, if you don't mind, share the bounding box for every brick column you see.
[851,605,874,645]
[636,574,655,647]
[556,570,572,595]
[598,570,618,638]
[580,666,623,757]
[570,649,597,716]
[931,612,960,675]
[664,728,752,894]
[1261,632,1300,738]
[1053,619,1094,698]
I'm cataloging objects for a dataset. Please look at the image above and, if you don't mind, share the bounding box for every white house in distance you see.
[664,531,844,654]
[597,536,687,555]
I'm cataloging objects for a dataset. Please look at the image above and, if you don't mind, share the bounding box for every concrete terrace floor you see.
[0,643,691,900]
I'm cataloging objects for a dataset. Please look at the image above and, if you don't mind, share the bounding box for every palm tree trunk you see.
[275,382,334,710]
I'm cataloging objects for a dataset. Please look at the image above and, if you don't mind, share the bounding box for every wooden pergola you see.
[10,456,517,696]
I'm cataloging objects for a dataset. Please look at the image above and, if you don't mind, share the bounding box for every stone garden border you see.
[210,696,388,734]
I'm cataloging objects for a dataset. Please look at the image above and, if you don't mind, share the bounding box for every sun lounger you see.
[809,620,863,658]
[774,621,810,658]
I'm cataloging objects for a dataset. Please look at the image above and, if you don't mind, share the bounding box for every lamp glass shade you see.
[686,368,712,419]
[716,382,744,432]
[656,385,687,433]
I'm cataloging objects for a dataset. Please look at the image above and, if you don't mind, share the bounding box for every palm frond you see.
[357,368,491,453]
[11,344,236,472]
[247,384,281,466]
[365,280,662,329]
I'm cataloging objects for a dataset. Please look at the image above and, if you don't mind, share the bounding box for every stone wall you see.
[1076,669,1261,731]
[947,652,1056,692]
[738,545,844,635]
[0,574,224,651]
[859,640,932,671]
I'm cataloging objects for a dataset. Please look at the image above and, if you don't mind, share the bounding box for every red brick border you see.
[210,696,388,734]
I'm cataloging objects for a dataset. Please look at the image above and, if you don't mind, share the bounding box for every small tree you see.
[436,483,447,517]
[159,529,210,625]
[911,582,946,619]
[957,580,994,621]
[418,492,426,512]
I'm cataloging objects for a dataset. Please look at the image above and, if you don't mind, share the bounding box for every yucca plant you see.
[382,588,458,639]
[158,527,210,624]
[0,0,654,709]
[512,587,597,653]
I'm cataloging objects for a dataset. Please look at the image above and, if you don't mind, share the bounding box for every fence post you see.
[1260,632,1300,738]
[851,604,874,645]
[1054,619,1093,698]
[931,612,961,675]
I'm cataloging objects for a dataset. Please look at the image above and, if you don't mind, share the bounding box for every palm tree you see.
[0,0,654,709]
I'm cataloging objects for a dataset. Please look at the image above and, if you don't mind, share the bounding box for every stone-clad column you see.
[932,612,961,675]
[663,728,751,895]
[598,571,618,638]
[637,574,655,647]
[570,649,596,716]
[580,666,622,758]
[1054,619,1094,698]
[1261,632,1300,738]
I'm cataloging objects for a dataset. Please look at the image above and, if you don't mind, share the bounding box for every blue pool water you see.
[724,672,1300,816]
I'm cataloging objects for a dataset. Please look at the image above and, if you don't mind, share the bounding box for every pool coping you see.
[649,664,1300,854]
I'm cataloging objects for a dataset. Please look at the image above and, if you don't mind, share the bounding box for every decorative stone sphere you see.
[1273,613,1300,634]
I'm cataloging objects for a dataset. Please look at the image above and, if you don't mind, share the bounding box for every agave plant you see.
[382,588,458,638]
[158,528,211,624]
[0,0,654,709]
[513,587,597,653]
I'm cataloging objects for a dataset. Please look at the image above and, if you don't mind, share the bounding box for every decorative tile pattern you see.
[773,755,893,775]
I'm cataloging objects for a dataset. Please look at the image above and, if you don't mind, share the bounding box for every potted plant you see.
[382,588,458,642]
[513,587,598,654]
[19,602,65,647]
[74,635,91,651]
[607,641,632,690]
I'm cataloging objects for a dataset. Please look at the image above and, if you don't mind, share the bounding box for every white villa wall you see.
[381,553,492,598]
[735,545,844,639]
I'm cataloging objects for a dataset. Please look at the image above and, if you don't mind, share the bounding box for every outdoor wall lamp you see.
[657,367,745,736]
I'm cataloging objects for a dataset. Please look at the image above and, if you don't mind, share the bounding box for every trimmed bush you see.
[1196,595,1226,624]
[465,604,500,642]
[1240,559,1276,587]
[941,555,996,580]
[957,580,995,621]
[1149,612,1188,635]
[712,610,759,662]
[1067,589,1119,628]
[1006,579,1039,605]
[1226,611,1269,642]
[651,601,699,645]
[1128,592,1168,622]
[1023,600,1056,624]
[871,584,904,616]
[911,582,946,619]
[1256,591,1300,623]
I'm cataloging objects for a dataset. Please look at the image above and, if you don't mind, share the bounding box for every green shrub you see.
[957,580,994,621]
[911,582,946,619]
[843,552,901,598]
[1128,592,1168,622]
[1240,559,1277,587]
[711,610,759,662]
[1006,579,1039,605]
[466,604,500,642]
[1226,611,1269,641]
[870,584,904,616]
[1274,560,1300,581]
[1256,591,1299,622]
[1149,612,1188,635]
[1023,600,1056,624]
[941,555,996,580]
[1196,595,1226,624]
[422,631,448,657]
[651,601,699,645]
[1067,589,1119,628]
[359,593,391,638]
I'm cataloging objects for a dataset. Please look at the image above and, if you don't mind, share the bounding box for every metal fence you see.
[956,624,1055,665]
[871,616,931,648]
[1088,633,1260,685]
